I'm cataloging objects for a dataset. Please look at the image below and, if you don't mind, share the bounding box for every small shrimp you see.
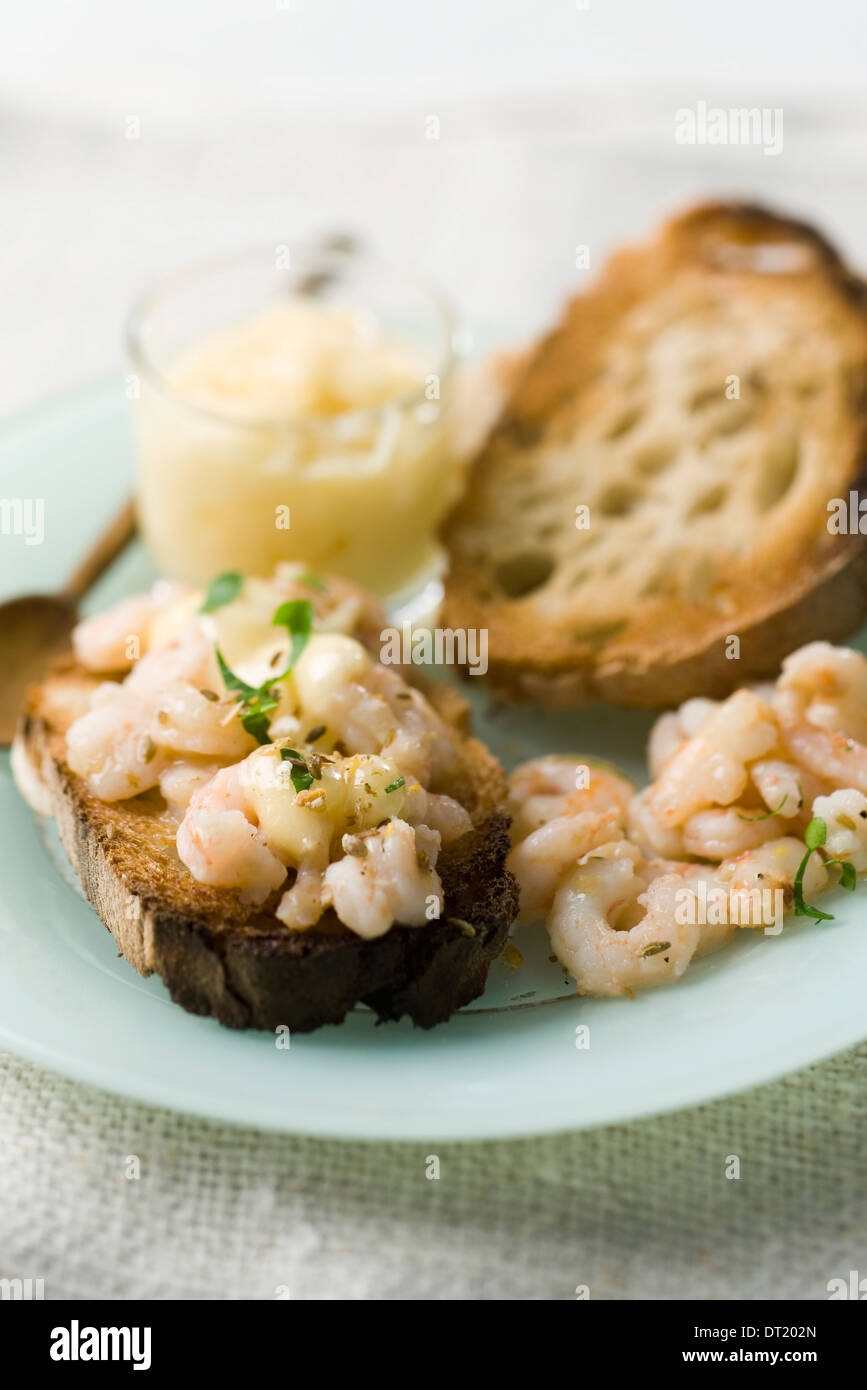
[776,641,867,742]
[812,790,867,872]
[547,831,819,997]
[292,634,460,786]
[649,689,779,827]
[505,756,635,918]
[669,862,738,955]
[681,806,784,860]
[158,759,223,819]
[548,841,705,997]
[66,673,253,799]
[507,755,633,843]
[320,820,443,940]
[364,663,461,785]
[148,680,254,760]
[176,744,450,934]
[647,698,719,777]
[627,786,686,860]
[67,610,255,797]
[276,857,329,930]
[508,809,626,919]
[72,585,184,674]
[773,643,867,792]
[715,836,828,920]
[66,690,167,800]
[776,718,867,796]
[176,763,287,905]
[402,782,473,843]
[646,715,683,780]
[748,758,820,820]
[125,624,217,694]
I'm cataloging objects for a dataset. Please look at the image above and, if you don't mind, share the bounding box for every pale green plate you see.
[1,379,866,1140]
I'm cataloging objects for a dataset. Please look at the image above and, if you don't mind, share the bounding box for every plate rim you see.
[1,986,864,1142]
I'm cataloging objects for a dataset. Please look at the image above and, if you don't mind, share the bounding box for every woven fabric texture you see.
[1,1045,864,1301]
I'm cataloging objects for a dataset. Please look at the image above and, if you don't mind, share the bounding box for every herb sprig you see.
[215,653,280,745]
[200,570,243,613]
[280,747,314,793]
[296,571,327,593]
[274,599,313,668]
[793,816,857,922]
[215,595,314,746]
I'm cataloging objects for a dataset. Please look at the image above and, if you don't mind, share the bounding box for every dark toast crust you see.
[16,662,518,1032]
[443,201,867,708]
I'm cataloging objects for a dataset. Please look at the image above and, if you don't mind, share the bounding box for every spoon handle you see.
[62,497,137,606]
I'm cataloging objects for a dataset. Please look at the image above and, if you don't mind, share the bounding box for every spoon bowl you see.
[0,594,78,743]
[0,497,136,747]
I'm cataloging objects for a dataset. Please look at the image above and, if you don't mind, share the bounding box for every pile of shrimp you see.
[506,642,867,997]
[66,565,383,804]
[63,567,471,940]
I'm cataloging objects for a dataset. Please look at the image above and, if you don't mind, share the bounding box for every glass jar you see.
[125,243,457,600]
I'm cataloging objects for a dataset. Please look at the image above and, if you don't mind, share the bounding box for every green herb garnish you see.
[291,766,315,794]
[273,599,314,668]
[216,653,280,745]
[792,816,857,922]
[215,598,314,746]
[738,795,788,822]
[296,571,327,593]
[280,747,314,793]
[200,570,243,612]
[641,941,671,958]
[384,776,405,794]
[793,818,834,921]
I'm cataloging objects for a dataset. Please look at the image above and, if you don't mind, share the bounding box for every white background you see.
[2,0,865,116]
[2,0,866,412]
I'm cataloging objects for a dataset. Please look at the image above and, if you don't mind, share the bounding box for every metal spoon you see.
[0,497,136,744]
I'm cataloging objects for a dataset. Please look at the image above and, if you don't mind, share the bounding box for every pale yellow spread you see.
[134,301,462,597]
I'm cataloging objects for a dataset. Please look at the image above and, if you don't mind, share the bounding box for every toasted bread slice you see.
[14,661,517,1032]
[443,202,867,707]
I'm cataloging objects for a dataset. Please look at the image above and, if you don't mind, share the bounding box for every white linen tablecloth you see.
[1,1045,865,1300]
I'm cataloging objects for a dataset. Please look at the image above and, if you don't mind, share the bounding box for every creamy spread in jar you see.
[130,264,461,599]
